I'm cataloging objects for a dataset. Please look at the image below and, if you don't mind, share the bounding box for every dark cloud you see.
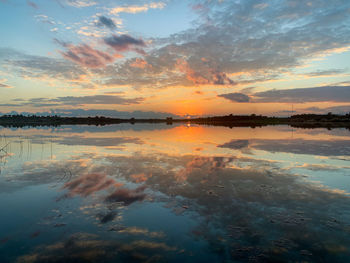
[218,85,350,104]
[302,69,348,77]
[304,105,350,115]
[104,34,146,52]
[254,85,350,103]
[51,95,144,105]
[96,16,116,29]
[49,109,177,118]
[218,93,250,102]
[1,95,144,107]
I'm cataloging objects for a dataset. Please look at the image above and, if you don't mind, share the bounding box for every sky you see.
[0,0,350,117]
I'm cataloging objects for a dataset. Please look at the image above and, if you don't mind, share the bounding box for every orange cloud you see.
[130,58,151,69]
[58,43,120,68]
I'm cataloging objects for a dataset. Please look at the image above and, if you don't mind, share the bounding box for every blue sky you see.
[1,0,350,117]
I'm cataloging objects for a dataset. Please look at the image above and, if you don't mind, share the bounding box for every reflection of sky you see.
[2,125,350,191]
[1,125,350,261]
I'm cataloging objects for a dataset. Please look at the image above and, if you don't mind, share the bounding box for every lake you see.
[0,124,350,262]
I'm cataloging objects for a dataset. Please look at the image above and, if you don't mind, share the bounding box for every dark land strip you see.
[0,113,350,129]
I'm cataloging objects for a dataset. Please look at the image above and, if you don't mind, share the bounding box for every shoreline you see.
[0,114,349,129]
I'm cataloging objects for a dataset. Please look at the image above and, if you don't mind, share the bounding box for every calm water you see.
[0,124,350,262]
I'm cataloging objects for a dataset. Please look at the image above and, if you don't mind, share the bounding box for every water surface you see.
[0,124,350,262]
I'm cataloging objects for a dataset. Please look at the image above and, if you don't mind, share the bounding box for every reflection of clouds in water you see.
[17,232,176,263]
[217,139,249,149]
[4,148,350,262]
[96,153,350,261]
[254,139,350,156]
[293,163,350,172]
[62,173,121,197]
[105,185,147,206]
[117,226,165,239]
[53,135,143,147]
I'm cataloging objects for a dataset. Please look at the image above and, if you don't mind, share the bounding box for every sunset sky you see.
[1,0,350,117]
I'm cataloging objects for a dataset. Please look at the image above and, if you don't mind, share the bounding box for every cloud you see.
[34,14,55,25]
[304,105,350,114]
[51,95,144,105]
[218,93,250,102]
[4,0,350,95]
[218,85,350,103]
[96,16,116,30]
[104,34,146,52]
[175,59,235,85]
[27,0,38,9]
[100,0,350,89]
[130,58,150,69]
[66,0,96,8]
[0,48,86,82]
[0,83,13,89]
[254,85,350,103]
[109,2,166,15]
[48,108,177,118]
[0,95,144,108]
[55,40,118,68]
[302,69,348,77]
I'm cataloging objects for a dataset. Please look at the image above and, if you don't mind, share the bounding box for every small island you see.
[0,112,349,129]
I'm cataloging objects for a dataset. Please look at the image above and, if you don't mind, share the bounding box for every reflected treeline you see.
[1,113,350,129]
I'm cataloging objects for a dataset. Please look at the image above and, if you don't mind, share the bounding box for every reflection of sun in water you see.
[169,125,206,143]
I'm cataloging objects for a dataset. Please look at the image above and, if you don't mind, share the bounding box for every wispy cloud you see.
[56,40,118,68]
[301,69,348,77]
[50,95,144,105]
[0,95,144,107]
[110,2,166,15]
[65,0,96,8]
[27,0,38,9]
[0,79,13,89]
